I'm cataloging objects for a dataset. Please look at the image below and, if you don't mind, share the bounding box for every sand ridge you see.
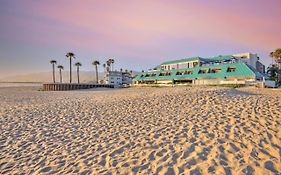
[0,86,280,174]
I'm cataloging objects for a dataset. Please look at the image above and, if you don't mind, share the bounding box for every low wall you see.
[42,83,114,91]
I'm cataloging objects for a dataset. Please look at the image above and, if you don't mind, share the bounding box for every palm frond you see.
[50,60,57,64]
[75,62,82,66]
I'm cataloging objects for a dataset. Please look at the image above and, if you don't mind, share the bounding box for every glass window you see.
[227,67,236,72]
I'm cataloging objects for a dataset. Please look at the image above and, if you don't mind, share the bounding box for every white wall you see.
[233,52,258,69]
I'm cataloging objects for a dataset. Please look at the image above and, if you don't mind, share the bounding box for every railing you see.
[42,83,114,91]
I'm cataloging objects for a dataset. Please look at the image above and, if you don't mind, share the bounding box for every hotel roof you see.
[133,62,256,81]
[160,55,235,65]
[161,57,201,65]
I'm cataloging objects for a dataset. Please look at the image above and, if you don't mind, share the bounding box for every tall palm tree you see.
[66,52,75,83]
[57,65,64,83]
[74,62,82,84]
[50,60,57,83]
[103,63,106,72]
[106,60,111,71]
[110,58,115,71]
[92,60,100,83]
[270,48,281,83]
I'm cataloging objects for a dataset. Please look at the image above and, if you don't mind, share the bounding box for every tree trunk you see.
[52,64,55,83]
[77,67,80,84]
[95,65,98,83]
[60,69,62,83]
[70,58,72,83]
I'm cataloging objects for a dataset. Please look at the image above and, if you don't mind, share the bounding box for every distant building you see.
[104,71,122,85]
[104,71,133,85]
[133,53,265,86]
[232,52,265,73]
[122,71,133,85]
[256,61,265,74]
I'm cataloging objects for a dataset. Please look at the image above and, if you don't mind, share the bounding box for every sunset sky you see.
[0,0,281,78]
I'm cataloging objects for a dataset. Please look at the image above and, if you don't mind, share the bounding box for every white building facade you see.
[104,71,122,85]
[104,71,133,85]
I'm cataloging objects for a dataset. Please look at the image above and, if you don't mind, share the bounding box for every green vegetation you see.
[270,48,281,85]
[267,64,278,82]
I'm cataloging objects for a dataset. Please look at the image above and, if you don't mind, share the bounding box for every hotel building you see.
[133,52,265,85]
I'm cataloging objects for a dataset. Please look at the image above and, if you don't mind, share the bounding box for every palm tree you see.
[74,62,82,84]
[270,48,281,83]
[120,68,123,72]
[107,58,115,71]
[103,63,106,72]
[106,60,111,71]
[92,60,100,83]
[50,60,57,83]
[110,58,115,71]
[66,52,75,83]
[57,65,64,83]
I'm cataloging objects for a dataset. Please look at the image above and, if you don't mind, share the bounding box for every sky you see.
[0,0,281,78]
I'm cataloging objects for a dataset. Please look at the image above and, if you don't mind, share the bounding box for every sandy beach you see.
[0,86,280,174]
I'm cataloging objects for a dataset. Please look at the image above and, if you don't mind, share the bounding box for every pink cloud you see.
[1,0,281,66]
[16,0,279,50]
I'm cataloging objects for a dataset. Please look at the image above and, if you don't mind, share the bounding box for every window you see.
[165,72,172,76]
[184,70,193,75]
[145,73,156,77]
[198,69,208,74]
[176,71,184,75]
[227,67,236,72]
[159,72,172,76]
[210,68,221,73]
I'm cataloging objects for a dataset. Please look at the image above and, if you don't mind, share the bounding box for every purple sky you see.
[0,0,281,77]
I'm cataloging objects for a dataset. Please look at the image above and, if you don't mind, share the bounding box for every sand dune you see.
[0,86,280,174]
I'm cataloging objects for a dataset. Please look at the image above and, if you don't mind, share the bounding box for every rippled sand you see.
[0,86,280,174]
